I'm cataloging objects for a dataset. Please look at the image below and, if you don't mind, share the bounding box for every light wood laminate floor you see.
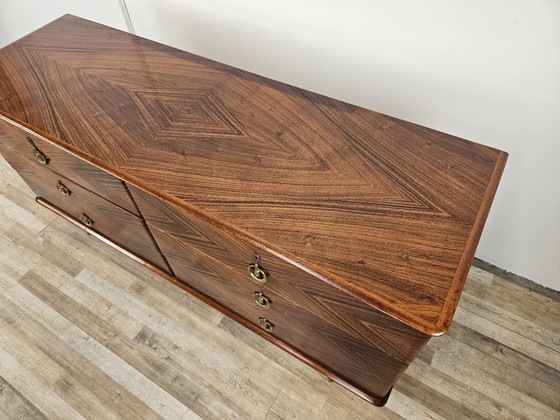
[0,153,559,420]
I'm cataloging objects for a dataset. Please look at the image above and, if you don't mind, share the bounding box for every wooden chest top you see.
[0,15,507,335]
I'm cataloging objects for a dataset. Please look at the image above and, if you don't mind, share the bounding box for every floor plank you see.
[403,358,529,420]
[0,376,47,420]
[11,271,189,419]
[0,292,165,420]
[0,346,86,420]
[463,273,560,335]
[430,337,559,420]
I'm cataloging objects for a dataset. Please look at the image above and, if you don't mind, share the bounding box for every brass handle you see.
[258,317,273,332]
[248,264,267,283]
[56,180,71,196]
[80,213,94,227]
[27,136,49,165]
[247,253,267,284]
[254,292,271,309]
[33,148,49,165]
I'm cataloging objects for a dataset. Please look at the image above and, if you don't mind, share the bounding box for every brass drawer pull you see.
[80,213,94,227]
[254,292,271,309]
[34,148,49,165]
[56,180,71,196]
[26,136,49,165]
[258,317,273,332]
[248,253,267,284]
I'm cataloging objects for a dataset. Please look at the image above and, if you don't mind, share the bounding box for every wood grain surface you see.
[0,152,558,419]
[0,14,507,335]
[149,224,409,401]
[0,117,140,216]
[130,183,430,364]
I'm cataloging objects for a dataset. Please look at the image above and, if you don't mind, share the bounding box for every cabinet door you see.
[130,184,431,400]
[0,142,170,273]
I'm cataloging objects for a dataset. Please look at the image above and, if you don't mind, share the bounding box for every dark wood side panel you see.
[0,144,171,274]
[130,184,430,364]
[150,225,409,399]
[0,117,140,216]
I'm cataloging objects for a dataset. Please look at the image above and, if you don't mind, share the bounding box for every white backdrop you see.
[1,1,559,291]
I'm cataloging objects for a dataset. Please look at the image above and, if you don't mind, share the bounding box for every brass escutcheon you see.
[80,213,94,227]
[248,253,267,283]
[258,317,273,332]
[254,292,271,309]
[56,180,71,196]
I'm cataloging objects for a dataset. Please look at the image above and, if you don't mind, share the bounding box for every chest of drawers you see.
[0,15,507,406]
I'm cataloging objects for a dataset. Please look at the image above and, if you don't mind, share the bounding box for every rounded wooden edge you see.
[36,196,392,406]
[435,150,509,335]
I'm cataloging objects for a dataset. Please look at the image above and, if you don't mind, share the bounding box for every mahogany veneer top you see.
[0,15,507,335]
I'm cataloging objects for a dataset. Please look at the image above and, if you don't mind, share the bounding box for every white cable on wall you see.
[118,0,136,34]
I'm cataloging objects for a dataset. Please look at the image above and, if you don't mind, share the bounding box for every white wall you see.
[1,1,559,291]
[0,0,129,47]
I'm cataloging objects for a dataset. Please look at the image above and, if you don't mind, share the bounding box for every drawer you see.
[150,227,263,322]
[0,146,170,273]
[129,185,430,363]
[265,298,410,397]
[149,223,410,398]
[0,118,139,216]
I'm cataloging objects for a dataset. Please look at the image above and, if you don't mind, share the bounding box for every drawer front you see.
[266,300,409,397]
[150,227,263,321]
[129,185,430,363]
[0,146,170,273]
[150,225,410,397]
[0,118,139,216]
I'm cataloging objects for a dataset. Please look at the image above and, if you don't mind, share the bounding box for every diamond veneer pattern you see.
[0,16,506,334]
